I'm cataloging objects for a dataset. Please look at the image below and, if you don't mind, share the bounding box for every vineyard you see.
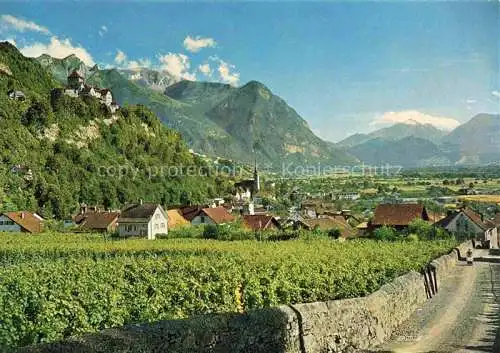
[0,233,457,349]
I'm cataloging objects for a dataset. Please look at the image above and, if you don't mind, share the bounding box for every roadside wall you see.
[22,243,469,353]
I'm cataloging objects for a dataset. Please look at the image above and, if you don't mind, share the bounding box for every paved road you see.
[372,253,500,353]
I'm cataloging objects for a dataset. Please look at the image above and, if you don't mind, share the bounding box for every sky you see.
[0,1,498,142]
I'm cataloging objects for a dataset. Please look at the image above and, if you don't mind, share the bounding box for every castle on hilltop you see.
[63,70,119,113]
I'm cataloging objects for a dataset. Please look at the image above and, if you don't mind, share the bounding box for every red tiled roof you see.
[242,215,280,231]
[372,203,429,227]
[3,211,43,233]
[200,207,235,224]
[179,205,206,221]
[79,212,119,231]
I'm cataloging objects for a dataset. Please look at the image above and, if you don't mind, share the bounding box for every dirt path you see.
[371,259,500,353]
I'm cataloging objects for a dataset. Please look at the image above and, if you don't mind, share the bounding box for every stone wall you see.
[22,243,469,353]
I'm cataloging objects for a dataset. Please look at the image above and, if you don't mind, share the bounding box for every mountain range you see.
[32,50,499,168]
[36,55,356,169]
[336,115,499,167]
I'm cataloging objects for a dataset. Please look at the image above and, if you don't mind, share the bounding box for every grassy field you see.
[457,195,500,204]
[0,233,457,348]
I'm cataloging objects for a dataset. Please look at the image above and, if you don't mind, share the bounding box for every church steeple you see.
[253,148,260,193]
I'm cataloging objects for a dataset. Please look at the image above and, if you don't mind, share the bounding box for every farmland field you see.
[0,233,457,348]
[457,194,500,204]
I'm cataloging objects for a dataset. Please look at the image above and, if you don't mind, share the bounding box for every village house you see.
[0,211,43,233]
[190,207,235,225]
[176,205,207,222]
[303,216,356,239]
[435,208,498,249]
[7,89,25,101]
[118,203,168,240]
[166,209,190,229]
[369,203,430,231]
[10,164,33,181]
[242,214,281,231]
[210,198,225,208]
[333,192,361,201]
[494,213,500,229]
[77,211,120,233]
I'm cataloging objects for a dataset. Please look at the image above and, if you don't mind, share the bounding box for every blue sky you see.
[0,1,498,142]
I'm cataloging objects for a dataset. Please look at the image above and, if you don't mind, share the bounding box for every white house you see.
[436,208,498,249]
[334,192,360,201]
[7,90,25,101]
[117,203,167,240]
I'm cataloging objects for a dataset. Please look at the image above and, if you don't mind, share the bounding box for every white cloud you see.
[466,98,477,104]
[127,58,152,70]
[492,90,500,99]
[20,37,95,66]
[183,35,216,53]
[158,52,196,81]
[371,110,460,131]
[217,59,240,86]
[114,50,127,64]
[98,25,108,37]
[113,49,151,70]
[0,14,50,35]
[198,63,213,77]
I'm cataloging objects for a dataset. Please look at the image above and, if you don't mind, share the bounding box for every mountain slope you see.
[347,137,452,167]
[337,121,446,148]
[0,42,225,219]
[38,54,356,168]
[206,80,356,166]
[442,113,500,164]
[118,68,177,92]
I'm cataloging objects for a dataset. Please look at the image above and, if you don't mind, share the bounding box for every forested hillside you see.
[0,42,230,219]
[38,54,357,168]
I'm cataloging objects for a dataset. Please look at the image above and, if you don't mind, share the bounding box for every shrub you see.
[202,224,218,239]
[373,226,398,241]
[328,228,342,239]
[406,233,419,242]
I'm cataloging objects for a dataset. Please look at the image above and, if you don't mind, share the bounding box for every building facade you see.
[118,203,167,240]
